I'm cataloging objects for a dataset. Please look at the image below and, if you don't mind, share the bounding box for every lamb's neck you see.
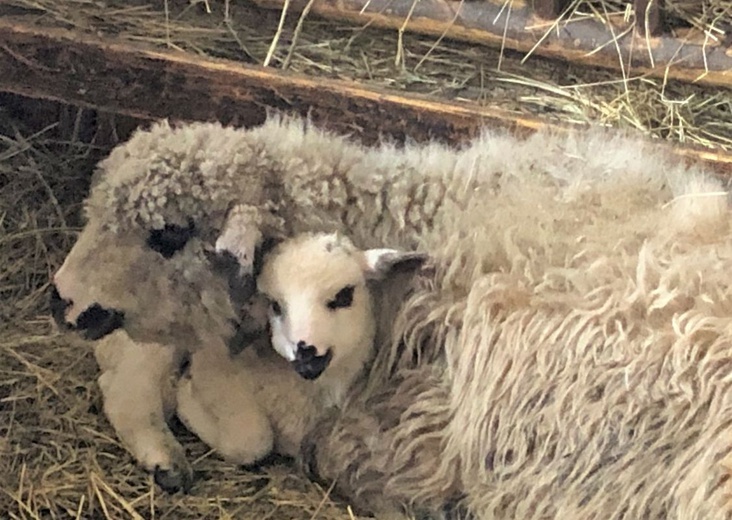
[316,341,372,408]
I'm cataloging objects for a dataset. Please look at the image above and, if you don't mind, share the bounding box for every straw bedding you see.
[0,0,730,517]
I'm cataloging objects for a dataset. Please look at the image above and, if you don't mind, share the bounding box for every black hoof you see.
[154,465,195,494]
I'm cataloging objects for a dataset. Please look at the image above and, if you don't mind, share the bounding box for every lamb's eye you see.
[147,220,195,258]
[270,300,283,317]
[327,285,355,310]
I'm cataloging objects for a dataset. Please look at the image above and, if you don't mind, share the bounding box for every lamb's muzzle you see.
[76,304,126,341]
[49,285,72,331]
[292,342,333,380]
[49,284,125,340]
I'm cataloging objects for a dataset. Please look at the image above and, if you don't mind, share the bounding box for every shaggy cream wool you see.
[54,113,732,518]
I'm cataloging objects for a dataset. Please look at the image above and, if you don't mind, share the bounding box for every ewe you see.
[51,114,732,519]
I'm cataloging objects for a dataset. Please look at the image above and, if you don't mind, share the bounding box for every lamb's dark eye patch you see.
[270,299,283,317]
[327,285,354,310]
[147,220,195,258]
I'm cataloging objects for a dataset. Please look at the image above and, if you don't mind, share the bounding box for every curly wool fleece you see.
[76,114,732,519]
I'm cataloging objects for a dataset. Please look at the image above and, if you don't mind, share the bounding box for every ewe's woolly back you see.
[50,114,732,518]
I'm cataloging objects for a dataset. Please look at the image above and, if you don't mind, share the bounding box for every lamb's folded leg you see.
[94,331,193,493]
[176,345,274,466]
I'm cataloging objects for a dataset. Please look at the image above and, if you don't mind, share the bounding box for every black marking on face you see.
[207,249,258,308]
[75,304,125,340]
[270,299,283,317]
[147,219,196,259]
[292,343,333,380]
[326,285,354,311]
[49,285,72,330]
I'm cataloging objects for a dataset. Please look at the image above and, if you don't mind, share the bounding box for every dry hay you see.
[571,0,732,35]
[3,0,732,152]
[0,95,369,519]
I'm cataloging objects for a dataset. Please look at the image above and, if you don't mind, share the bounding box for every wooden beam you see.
[0,18,729,178]
[0,19,546,143]
[635,0,664,37]
[532,0,569,20]
[250,0,732,89]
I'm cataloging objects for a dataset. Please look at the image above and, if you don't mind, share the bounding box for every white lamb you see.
[175,231,427,469]
[51,114,732,519]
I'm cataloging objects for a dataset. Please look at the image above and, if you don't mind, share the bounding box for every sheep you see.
[49,113,474,351]
[50,113,732,518]
[81,301,272,492]
[294,143,732,518]
[174,232,427,476]
[53,225,427,497]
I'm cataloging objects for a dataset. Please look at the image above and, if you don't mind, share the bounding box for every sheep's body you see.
[51,114,732,518]
[87,323,323,491]
[300,365,461,517]
[298,131,732,518]
[175,335,325,464]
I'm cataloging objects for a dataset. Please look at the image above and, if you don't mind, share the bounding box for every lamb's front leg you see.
[176,345,274,465]
[94,332,193,493]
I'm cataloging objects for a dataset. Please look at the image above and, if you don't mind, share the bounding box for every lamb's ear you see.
[361,249,430,281]
[214,204,263,275]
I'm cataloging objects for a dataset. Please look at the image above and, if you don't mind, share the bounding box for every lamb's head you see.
[256,232,427,381]
[50,204,271,350]
[49,120,277,350]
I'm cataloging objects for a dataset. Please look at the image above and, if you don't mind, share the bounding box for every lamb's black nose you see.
[49,285,72,330]
[292,343,333,380]
[75,304,125,341]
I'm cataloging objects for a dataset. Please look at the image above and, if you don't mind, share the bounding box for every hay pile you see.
[5,0,732,152]
[0,94,364,519]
